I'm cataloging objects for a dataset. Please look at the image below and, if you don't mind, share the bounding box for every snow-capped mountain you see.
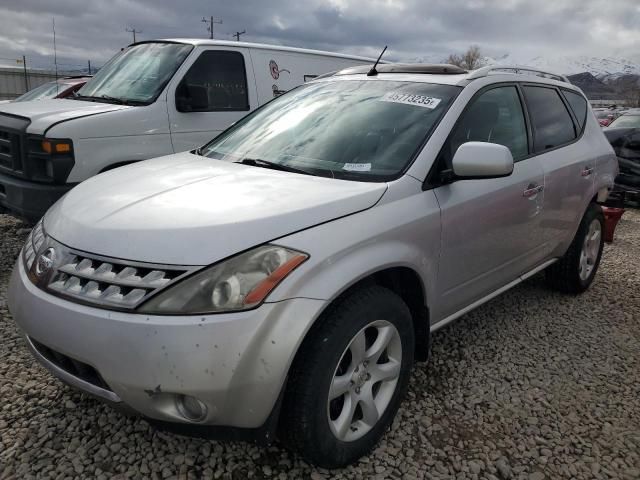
[485,54,640,81]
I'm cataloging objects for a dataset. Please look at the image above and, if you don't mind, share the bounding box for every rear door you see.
[167,47,257,152]
[522,86,592,251]
[432,84,547,319]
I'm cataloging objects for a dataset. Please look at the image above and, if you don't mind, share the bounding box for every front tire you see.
[279,286,414,468]
[546,203,605,294]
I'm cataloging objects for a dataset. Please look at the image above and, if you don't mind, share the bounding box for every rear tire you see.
[546,203,604,294]
[279,285,414,468]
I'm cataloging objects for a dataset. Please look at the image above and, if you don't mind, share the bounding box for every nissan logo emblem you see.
[35,247,56,276]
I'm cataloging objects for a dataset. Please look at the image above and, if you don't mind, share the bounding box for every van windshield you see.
[76,42,193,105]
[201,79,461,181]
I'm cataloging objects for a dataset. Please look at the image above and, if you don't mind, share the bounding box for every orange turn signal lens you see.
[55,142,71,153]
[244,254,308,305]
[42,139,72,154]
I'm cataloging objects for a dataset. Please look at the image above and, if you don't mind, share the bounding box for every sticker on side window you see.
[343,163,372,172]
[380,92,442,109]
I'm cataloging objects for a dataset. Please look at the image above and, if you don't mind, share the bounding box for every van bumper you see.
[0,171,72,222]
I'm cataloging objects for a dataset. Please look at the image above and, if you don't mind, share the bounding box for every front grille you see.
[0,128,23,173]
[46,249,191,309]
[30,337,112,392]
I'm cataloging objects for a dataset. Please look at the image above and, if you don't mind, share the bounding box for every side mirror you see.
[451,142,514,179]
[176,84,209,112]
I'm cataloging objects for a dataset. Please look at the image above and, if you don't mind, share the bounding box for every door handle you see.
[581,166,594,177]
[523,184,544,198]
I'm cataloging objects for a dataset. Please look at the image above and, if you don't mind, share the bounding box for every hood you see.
[0,99,130,135]
[45,153,387,265]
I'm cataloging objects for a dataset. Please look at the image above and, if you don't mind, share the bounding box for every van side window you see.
[447,86,529,163]
[177,51,249,112]
[523,86,576,152]
[562,90,588,132]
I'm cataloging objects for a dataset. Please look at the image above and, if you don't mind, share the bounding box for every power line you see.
[201,16,222,39]
[233,30,246,42]
[126,26,142,43]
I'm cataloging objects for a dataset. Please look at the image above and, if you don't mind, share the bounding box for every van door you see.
[167,47,257,152]
[432,85,548,319]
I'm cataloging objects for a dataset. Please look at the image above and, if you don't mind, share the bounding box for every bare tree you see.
[445,45,485,70]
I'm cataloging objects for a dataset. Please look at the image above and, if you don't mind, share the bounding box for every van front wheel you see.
[279,286,414,468]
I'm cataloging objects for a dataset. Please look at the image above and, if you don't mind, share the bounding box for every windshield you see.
[609,114,640,128]
[15,82,61,102]
[201,79,460,181]
[77,42,193,105]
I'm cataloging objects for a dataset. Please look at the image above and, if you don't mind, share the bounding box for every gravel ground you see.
[1,211,639,480]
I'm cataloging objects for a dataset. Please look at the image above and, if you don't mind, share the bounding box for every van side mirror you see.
[451,142,514,180]
[176,84,209,112]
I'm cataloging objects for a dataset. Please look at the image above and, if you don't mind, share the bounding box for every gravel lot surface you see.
[1,211,639,480]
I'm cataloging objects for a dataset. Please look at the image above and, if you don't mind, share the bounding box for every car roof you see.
[311,63,583,93]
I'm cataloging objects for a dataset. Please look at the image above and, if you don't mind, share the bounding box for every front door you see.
[432,85,548,319]
[167,48,257,152]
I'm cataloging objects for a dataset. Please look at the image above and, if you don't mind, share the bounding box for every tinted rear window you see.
[562,90,588,131]
[523,86,576,153]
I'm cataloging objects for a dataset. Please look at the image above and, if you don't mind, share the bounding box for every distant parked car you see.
[606,111,640,129]
[13,76,91,102]
[604,126,640,206]
[594,109,617,127]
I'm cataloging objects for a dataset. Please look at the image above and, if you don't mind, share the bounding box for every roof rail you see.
[466,65,570,83]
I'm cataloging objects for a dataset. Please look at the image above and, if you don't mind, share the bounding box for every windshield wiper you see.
[236,158,317,177]
[72,94,146,106]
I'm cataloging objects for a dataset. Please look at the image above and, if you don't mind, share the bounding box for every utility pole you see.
[233,30,246,41]
[21,55,29,91]
[52,18,59,94]
[126,27,142,43]
[87,60,92,75]
[201,16,222,39]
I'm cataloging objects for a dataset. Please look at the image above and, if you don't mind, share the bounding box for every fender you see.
[269,186,441,313]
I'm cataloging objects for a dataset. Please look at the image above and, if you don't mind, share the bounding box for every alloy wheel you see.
[327,320,402,442]
[579,219,601,281]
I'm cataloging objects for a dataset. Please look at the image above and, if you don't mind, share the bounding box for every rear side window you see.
[523,86,576,153]
[447,86,529,162]
[177,50,249,112]
[562,90,588,132]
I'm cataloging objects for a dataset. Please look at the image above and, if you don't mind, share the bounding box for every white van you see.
[0,40,374,220]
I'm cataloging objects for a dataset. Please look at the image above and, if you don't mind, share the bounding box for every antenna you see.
[52,17,59,94]
[233,30,246,42]
[367,46,387,77]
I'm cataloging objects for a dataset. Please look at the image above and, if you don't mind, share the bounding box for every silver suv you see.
[9,63,618,467]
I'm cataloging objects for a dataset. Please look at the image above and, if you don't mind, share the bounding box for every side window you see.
[448,86,529,163]
[523,86,576,152]
[562,90,588,132]
[177,51,249,112]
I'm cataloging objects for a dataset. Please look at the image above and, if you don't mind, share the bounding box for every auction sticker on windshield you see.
[380,92,442,109]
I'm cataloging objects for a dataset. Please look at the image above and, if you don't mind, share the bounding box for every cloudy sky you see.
[0,0,639,71]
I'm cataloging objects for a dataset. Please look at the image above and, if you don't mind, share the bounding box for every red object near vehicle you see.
[602,206,625,243]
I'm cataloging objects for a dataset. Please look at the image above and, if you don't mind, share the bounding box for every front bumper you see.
[8,259,326,431]
[0,171,72,221]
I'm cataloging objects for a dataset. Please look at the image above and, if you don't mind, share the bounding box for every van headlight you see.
[138,245,308,314]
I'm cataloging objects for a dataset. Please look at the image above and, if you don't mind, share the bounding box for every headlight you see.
[22,220,45,272]
[138,245,308,314]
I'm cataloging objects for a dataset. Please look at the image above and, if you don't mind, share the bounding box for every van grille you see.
[0,128,23,173]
